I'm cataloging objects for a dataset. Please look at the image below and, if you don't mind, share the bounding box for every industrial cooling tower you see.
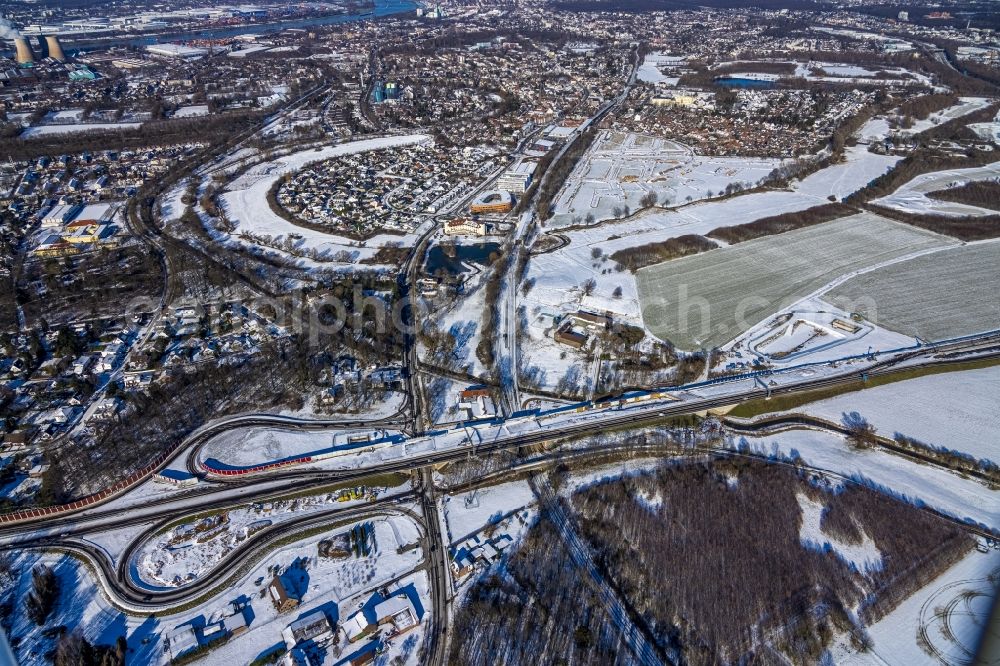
[44,35,65,62]
[14,36,34,64]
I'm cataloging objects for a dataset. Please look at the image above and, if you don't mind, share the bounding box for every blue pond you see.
[714,77,777,89]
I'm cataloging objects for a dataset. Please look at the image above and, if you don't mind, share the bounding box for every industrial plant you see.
[8,33,67,65]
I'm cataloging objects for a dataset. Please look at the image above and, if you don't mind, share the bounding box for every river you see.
[62,0,416,52]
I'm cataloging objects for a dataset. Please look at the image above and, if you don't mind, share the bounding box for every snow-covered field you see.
[524,133,899,327]
[637,51,685,85]
[417,274,491,379]
[426,376,469,425]
[173,105,210,118]
[635,213,954,349]
[518,304,601,395]
[519,121,902,388]
[548,131,783,228]
[443,480,536,543]
[872,160,1000,217]
[902,96,995,136]
[158,179,189,224]
[789,60,933,88]
[793,364,1000,463]
[727,429,998,529]
[823,240,1000,341]
[20,122,143,137]
[837,549,1000,666]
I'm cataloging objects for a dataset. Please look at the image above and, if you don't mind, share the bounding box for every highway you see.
[26,498,424,614]
[4,334,997,538]
[419,467,453,666]
[2,340,996,666]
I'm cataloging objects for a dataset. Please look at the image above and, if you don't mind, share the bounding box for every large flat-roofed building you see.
[73,202,115,224]
[470,190,513,215]
[146,43,209,59]
[496,159,537,194]
[42,203,80,228]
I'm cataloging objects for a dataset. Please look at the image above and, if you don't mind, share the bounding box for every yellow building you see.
[470,190,513,215]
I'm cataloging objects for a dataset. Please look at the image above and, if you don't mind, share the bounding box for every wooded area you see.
[566,459,972,663]
[610,234,717,271]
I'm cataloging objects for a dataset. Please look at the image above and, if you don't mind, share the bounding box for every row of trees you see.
[926,180,1000,212]
[707,203,855,245]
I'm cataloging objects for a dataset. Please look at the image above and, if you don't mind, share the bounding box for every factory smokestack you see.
[14,37,34,65]
[44,35,65,62]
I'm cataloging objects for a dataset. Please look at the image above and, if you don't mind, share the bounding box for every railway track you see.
[4,342,996,534]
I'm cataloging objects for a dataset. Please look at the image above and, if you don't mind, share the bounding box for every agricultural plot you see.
[795,363,1000,462]
[872,160,1000,218]
[823,241,1000,341]
[635,214,955,349]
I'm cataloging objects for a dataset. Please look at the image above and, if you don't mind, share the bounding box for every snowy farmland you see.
[635,213,956,349]
[823,240,1000,341]
[522,133,900,329]
[548,130,784,228]
[794,363,1000,463]
[872,160,1000,218]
